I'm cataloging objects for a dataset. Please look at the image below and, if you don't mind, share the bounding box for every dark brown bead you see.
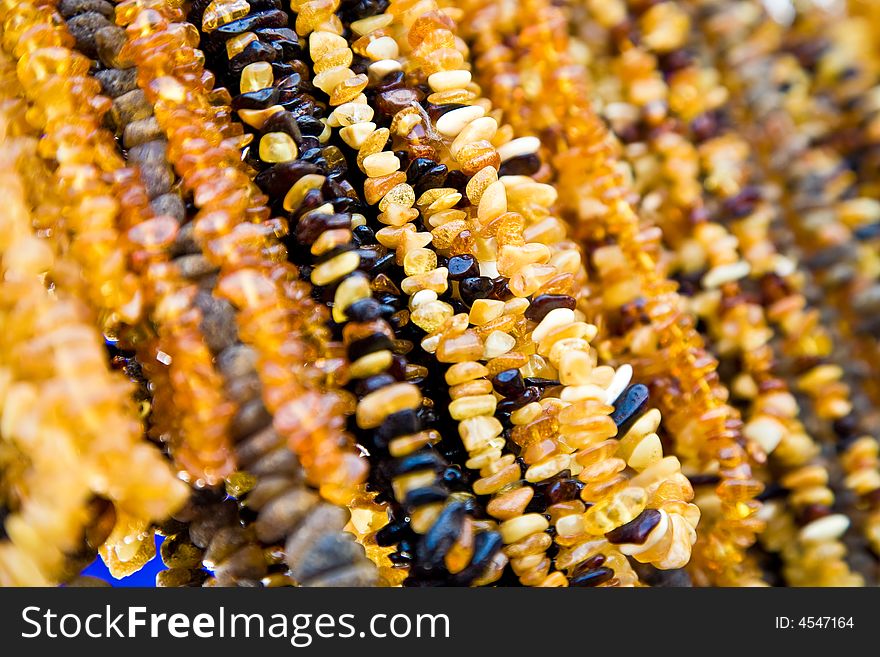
[605,508,662,545]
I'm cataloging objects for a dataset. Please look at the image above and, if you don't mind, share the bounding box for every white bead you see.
[428,69,472,92]
[531,308,575,344]
[603,363,633,404]
[328,101,374,127]
[435,105,485,137]
[483,331,515,359]
[410,289,438,308]
[478,259,499,279]
[702,260,751,289]
[743,416,786,455]
[799,514,850,543]
[339,121,376,149]
[497,136,541,162]
[368,59,402,82]
[365,36,399,61]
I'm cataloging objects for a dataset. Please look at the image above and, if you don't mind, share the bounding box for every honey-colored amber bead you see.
[258,132,298,163]
[201,0,250,32]
[356,383,423,429]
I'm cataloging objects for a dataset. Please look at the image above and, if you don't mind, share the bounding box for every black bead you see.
[610,384,650,437]
[294,212,351,244]
[355,374,397,396]
[213,10,288,39]
[296,114,325,136]
[231,86,280,111]
[496,386,542,413]
[605,509,663,545]
[253,160,320,197]
[416,501,466,569]
[459,276,494,306]
[394,450,447,476]
[447,254,478,280]
[498,153,541,177]
[492,368,525,398]
[376,519,410,547]
[229,40,277,74]
[261,110,303,143]
[404,485,449,509]
[452,530,503,585]
[345,298,383,322]
[525,294,576,322]
[254,26,301,59]
[348,333,395,362]
[570,567,615,587]
[352,224,376,245]
[376,409,422,442]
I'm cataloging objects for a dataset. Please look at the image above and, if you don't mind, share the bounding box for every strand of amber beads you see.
[455,0,763,586]
[3,0,244,487]
[0,98,186,586]
[0,0,143,330]
[114,0,368,504]
[556,0,860,586]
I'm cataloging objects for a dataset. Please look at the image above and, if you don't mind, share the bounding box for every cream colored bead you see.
[449,394,497,421]
[532,308,576,344]
[340,122,377,149]
[459,415,504,452]
[436,105,485,137]
[468,299,505,325]
[362,151,401,178]
[702,260,751,289]
[477,179,508,225]
[258,132,298,163]
[622,408,662,440]
[310,251,360,286]
[329,101,374,127]
[743,416,786,455]
[799,514,850,543]
[603,364,633,404]
[525,455,570,483]
[313,66,354,94]
[483,331,515,359]
[368,59,403,82]
[365,36,399,60]
[350,13,393,35]
[240,61,274,93]
[558,349,593,386]
[451,116,498,157]
[625,433,664,470]
[309,31,348,60]
[560,384,606,403]
[478,259,499,279]
[410,289,438,308]
[497,136,540,162]
[555,513,586,538]
[428,69,472,92]
[500,514,549,544]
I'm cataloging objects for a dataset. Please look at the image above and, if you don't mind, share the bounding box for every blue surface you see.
[81,534,165,587]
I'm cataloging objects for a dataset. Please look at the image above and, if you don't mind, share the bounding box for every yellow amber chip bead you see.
[202,0,251,32]
[259,132,299,163]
